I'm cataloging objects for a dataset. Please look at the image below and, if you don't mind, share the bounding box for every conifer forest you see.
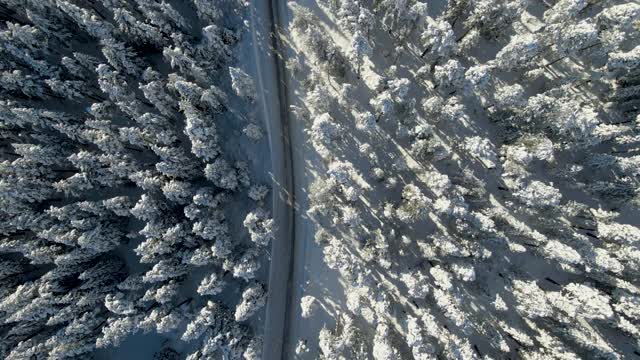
[0,0,639,359]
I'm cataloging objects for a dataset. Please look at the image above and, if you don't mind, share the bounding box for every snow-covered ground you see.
[275,1,352,357]
[273,0,640,359]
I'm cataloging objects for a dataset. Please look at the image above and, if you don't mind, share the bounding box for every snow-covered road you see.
[247,0,296,358]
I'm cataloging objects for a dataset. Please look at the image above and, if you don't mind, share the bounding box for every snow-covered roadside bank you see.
[274,2,352,359]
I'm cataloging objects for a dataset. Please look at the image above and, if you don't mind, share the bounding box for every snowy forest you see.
[0,0,272,358]
[0,0,639,359]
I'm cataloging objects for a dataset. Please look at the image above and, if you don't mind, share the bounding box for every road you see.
[248,0,295,359]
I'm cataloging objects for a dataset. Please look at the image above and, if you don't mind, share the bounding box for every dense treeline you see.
[0,0,271,358]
